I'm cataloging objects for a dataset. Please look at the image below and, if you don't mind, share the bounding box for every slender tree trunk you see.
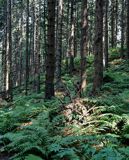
[115,0,118,45]
[55,0,59,55]
[25,0,29,95]
[43,0,47,60]
[2,22,7,92]
[45,0,56,99]
[34,0,41,93]
[19,1,24,87]
[88,0,94,55]
[74,1,77,58]
[69,0,76,74]
[31,0,35,90]
[5,0,13,101]
[80,0,88,96]
[127,0,129,59]
[111,0,115,48]
[104,0,109,68]
[2,34,7,92]
[18,1,23,87]
[55,0,63,86]
[92,0,104,94]
[76,3,80,55]
[121,0,125,58]
[66,0,70,70]
[14,5,20,87]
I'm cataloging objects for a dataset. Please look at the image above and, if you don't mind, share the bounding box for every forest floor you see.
[0,49,129,160]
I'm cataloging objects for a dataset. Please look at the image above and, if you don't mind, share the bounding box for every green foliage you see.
[25,154,43,160]
[1,98,129,160]
[1,112,50,159]
[1,49,129,159]
[109,48,121,60]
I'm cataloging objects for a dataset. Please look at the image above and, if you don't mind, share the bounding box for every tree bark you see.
[92,0,104,94]
[127,0,129,59]
[34,0,41,93]
[69,0,76,74]
[25,0,29,95]
[104,0,109,68]
[111,0,115,48]
[45,0,56,99]
[55,0,63,86]
[121,0,125,58]
[80,0,88,96]
[5,0,13,101]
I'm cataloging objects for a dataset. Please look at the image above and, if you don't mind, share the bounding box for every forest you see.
[0,0,129,159]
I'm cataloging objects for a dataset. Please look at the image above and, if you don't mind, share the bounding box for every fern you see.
[25,154,43,160]
[1,56,129,160]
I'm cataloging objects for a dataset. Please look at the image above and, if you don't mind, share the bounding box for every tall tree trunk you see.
[55,0,63,86]
[45,0,56,99]
[76,2,80,55]
[121,0,125,58]
[88,0,94,55]
[111,0,115,48]
[80,0,88,96]
[25,0,29,95]
[92,0,104,94]
[34,0,41,93]
[104,0,109,68]
[115,0,118,45]
[5,0,13,101]
[31,0,35,90]
[2,18,7,92]
[127,0,129,59]
[19,0,24,87]
[74,1,77,58]
[69,0,76,74]
[14,4,20,87]
[43,0,47,61]
[66,0,70,70]
[2,35,6,92]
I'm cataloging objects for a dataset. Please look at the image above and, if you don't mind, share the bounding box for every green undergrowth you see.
[97,59,129,111]
[1,50,129,159]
